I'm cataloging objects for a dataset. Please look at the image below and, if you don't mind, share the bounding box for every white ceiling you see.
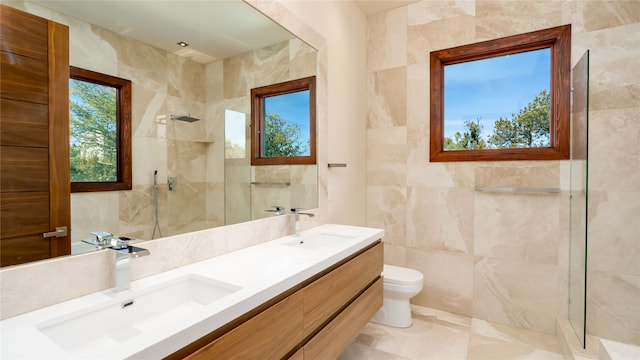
[27,0,419,64]
[29,0,296,63]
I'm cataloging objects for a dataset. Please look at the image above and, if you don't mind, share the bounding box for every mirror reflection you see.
[11,1,318,256]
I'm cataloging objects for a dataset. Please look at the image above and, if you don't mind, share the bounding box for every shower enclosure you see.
[568,50,590,347]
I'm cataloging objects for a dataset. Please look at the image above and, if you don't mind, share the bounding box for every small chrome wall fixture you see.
[167,176,177,191]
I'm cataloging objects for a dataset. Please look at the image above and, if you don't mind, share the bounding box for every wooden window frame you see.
[430,25,571,162]
[70,66,132,192]
[251,76,316,166]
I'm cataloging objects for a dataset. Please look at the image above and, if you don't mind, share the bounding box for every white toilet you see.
[372,264,424,328]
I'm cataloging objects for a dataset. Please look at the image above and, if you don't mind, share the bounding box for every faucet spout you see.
[290,208,315,236]
[110,240,150,292]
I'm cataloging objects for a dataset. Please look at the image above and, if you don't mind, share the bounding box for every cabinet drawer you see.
[303,242,382,337]
[304,278,383,359]
[185,291,304,360]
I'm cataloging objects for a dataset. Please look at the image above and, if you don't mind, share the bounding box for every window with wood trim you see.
[251,76,316,166]
[69,67,131,192]
[430,25,571,162]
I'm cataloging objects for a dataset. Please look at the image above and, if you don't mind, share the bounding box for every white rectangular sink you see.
[283,233,355,250]
[37,275,240,355]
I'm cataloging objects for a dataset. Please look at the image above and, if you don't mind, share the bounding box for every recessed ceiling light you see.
[177,41,189,47]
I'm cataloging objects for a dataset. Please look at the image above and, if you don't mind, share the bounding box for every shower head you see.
[170,114,200,122]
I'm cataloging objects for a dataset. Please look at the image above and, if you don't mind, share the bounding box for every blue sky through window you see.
[264,90,310,147]
[444,48,550,140]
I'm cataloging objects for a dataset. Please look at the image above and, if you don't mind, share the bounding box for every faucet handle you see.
[91,231,113,246]
[110,237,131,250]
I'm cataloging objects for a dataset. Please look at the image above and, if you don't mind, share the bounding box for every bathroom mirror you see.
[7,0,318,257]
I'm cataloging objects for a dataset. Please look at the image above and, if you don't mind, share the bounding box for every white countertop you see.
[0,224,383,359]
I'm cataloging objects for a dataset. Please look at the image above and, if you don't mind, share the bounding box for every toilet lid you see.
[383,265,424,286]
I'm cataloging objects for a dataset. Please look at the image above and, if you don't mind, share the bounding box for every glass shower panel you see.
[224,109,252,225]
[568,50,589,347]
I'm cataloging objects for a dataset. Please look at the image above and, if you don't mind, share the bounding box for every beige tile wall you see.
[365,0,640,344]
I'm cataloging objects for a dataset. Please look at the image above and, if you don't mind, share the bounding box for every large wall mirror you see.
[8,0,318,257]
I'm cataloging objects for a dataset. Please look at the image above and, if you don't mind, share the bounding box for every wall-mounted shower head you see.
[170,114,200,122]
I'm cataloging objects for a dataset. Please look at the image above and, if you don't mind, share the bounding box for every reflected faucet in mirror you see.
[264,206,286,216]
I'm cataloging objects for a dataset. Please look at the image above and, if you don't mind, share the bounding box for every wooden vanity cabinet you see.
[173,241,383,359]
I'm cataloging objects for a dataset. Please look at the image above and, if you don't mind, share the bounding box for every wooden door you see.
[0,4,70,267]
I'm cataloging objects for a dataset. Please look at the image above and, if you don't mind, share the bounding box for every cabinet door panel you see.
[186,291,304,360]
[304,278,383,359]
[303,242,383,336]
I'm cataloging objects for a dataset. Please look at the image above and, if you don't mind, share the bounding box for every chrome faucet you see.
[264,205,286,216]
[109,237,150,292]
[290,208,315,236]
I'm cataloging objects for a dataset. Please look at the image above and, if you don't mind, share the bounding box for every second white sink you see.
[37,275,240,355]
[283,233,355,250]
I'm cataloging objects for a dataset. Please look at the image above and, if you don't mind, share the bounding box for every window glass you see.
[444,49,551,150]
[262,90,311,157]
[70,79,118,181]
[251,76,316,166]
[70,67,131,192]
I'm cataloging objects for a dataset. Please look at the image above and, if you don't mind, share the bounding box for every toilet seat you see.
[382,265,423,286]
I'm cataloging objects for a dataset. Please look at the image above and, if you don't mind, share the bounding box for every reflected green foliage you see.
[225,138,245,159]
[489,89,550,148]
[263,112,308,157]
[70,79,117,182]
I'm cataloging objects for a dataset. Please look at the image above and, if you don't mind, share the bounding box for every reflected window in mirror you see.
[69,67,131,192]
[430,25,571,162]
[251,76,316,165]
[225,109,247,159]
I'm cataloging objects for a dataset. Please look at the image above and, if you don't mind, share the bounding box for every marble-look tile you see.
[131,83,167,139]
[473,258,559,334]
[475,1,564,40]
[70,192,120,242]
[406,62,429,130]
[562,0,640,34]
[342,305,569,360]
[473,192,560,264]
[0,250,113,319]
[587,108,640,193]
[367,127,408,187]
[132,136,167,186]
[118,184,162,241]
[407,249,474,317]
[367,7,407,72]
[473,162,560,189]
[167,140,207,182]
[471,333,558,360]
[571,24,640,112]
[167,181,207,231]
[99,28,169,93]
[406,186,474,255]
[167,54,205,103]
[205,60,224,104]
[367,67,408,129]
[587,270,640,345]
[407,15,476,64]
[349,316,470,359]
[408,0,476,26]
[366,186,407,247]
[223,41,289,99]
[587,191,640,276]
[382,243,407,267]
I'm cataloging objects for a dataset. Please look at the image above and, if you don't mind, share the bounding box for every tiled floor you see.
[339,305,564,360]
